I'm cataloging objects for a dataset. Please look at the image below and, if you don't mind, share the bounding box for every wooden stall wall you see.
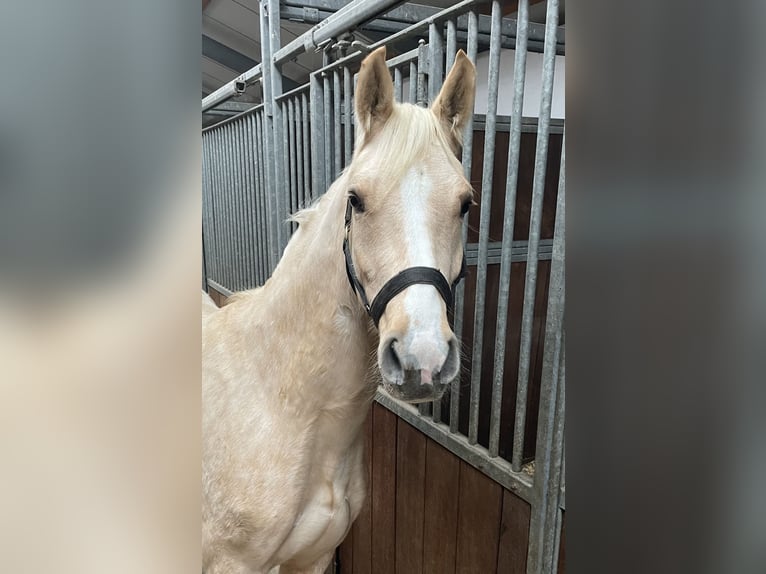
[338,403,535,574]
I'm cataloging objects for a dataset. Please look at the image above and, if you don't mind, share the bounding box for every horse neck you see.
[265,175,377,412]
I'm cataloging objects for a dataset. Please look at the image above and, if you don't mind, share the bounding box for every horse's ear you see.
[355,46,394,145]
[432,50,476,151]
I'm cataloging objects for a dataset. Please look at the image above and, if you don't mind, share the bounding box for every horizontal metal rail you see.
[202,65,262,113]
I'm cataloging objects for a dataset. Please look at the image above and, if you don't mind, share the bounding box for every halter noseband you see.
[342,199,467,328]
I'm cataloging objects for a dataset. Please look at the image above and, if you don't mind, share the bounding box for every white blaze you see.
[399,167,448,375]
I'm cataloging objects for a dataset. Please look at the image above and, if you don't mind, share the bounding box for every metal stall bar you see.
[237,119,251,289]
[310,73,326,199]
[202,137,216,288]
[289,99,299,230]
[281,102,290,234]
[301,93,311,204]
[241,117,255,288]
[333,70,343,179]
[527,130,565,574]
[323,70,333,190]
[408,61,417,104]
[450,8,478,435]
[255,111,267,284]
[394,66,403,102]
[210,129,224,288]
[467,1,502,445]
[512,0,559,473]
[295,98,305,214]
[488,0,530,459]
[415,39,427,107]
[427,20,446,422]
[445,18,457,69]
[248,115,261,286]
[232,122,245,291]
[219,125,232,290]
[343,67,353,166]
[202,65,261,113]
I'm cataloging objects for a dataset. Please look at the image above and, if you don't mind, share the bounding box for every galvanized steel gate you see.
[202,1,565,572]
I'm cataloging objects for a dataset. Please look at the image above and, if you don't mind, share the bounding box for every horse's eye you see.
[460,199,472,217]
[349,192,365,213]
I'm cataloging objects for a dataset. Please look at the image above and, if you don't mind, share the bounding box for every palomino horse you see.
[203,47,476,573]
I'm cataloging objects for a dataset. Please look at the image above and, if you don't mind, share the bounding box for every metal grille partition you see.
[201,1,564,572]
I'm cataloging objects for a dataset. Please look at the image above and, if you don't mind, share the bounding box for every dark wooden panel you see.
[454,460,503,574]
[395,419,427,574]
[370,404,397,574]
[206,286,228,308]
[351,409,374,574]
[496,489,531,574]
[338,522,353,572]
[422,439,460,574]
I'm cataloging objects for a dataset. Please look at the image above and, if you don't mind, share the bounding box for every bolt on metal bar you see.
[333,69,342,179]
[343,67,353,166]
[511,0,559,473]
[450,8,478,435]
[467,1,503,446]
[488,0,530,459]
[309,73,326,200]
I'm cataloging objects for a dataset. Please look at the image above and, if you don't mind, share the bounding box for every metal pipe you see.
[408,61,417,104]
[393,66,403,103]
[512,0,559,473]
[343,67,353,166]
[488,0,529,459]
[310,73,326,200]
[445,19,457,70]
[333,69,342,179]
[202,70,256,113]
[295,97,305,214]
[450,8,478,435]
[301,92,311,202]
[281,101,291,233]
[288,99,298,232]
[467,1,502,446]
[322,68,333,189]
[273,0,405,66]
[255,112,267,283]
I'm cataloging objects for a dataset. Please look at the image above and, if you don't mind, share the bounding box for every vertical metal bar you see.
[323,70,333,189]
[232,121,245,292]
[467,1,503,446]
[416,39,427,107]
[333,69,342,179]
[241,117,255,289]
[222,124,234,291]
[445,19,457,71]
[295,98,304,215]
[252,113,262,284]
[202,136,215,286]
[488,0,530,458]
[211,129,224,288]
[248,115,261,286]
[450,9,479,435]
[428,20,447,423]
[394,66,403,103]
[344,66,353,167]
[408,61,417,104]
[238,118,252,290]
[428,22,444,104]
[302,92,311,204]
[281,101,291,233]
[513,0,559,473]
[310,73,326,199]
[286,98,300,233]
[255,112,267,283]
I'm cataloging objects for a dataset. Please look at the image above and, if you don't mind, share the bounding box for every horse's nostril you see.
[380,337,404,383]
[388,339,402,371]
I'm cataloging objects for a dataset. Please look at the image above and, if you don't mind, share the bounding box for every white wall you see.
[474,49,565,118]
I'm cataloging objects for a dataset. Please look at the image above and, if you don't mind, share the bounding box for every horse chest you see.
[272,444,366,568]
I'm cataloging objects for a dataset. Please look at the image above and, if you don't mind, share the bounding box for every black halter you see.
[342,199,467,328]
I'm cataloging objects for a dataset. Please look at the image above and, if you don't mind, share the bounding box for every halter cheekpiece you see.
[342,198,467,328]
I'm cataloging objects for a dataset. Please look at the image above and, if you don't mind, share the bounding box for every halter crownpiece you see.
[342,198,467,328]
